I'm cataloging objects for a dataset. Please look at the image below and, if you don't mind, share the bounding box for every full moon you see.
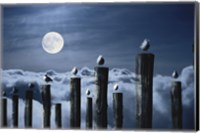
[42,32,64,54]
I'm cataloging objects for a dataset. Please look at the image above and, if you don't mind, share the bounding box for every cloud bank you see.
[1,65,194,129]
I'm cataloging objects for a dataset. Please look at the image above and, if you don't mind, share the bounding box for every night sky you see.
[2,3,195,75]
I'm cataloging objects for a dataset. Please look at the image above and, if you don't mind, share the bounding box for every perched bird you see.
[113,84,119,91]
[12,87,18,94]
[2,90,6,97]
[140,39,150,51]
[71,67,78,75]
[43,74,53,83]
[97,55,105,65]
[85,88,90,96]
[28,83,35,89]
[172,70,179,79]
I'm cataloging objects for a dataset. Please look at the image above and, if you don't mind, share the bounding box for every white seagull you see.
[172,70,179,79]
[140,39,150,51]
[71,67,78,75]
[97,55,105,65]
[43,74,53,82]
[86,88,90,96]
[113,84,119,91]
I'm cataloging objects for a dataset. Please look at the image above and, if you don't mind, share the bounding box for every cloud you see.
[2,65,194,129]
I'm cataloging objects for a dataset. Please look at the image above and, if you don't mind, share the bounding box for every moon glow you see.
[42,32,64,54]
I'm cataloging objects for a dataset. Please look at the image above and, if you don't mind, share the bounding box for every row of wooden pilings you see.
[1,51,182,129]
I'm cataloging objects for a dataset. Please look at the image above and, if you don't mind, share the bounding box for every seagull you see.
[43,74,53,83]
[113,84,119,91]
[140,39,150,51]
[97,55,105,65]
[85,89,90,96]
[172,70,179,79]
[28,83,35,89]
[12,87,18,94]
[2,90,6,97]
[71,67,78,75]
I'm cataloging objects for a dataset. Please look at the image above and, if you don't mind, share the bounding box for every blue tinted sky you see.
[2,3,195,75]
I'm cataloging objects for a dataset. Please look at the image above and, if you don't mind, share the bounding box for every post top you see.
[171,81,182,94]
[137,53,154,57]
[113,92,123,95]
[55,103,61,106]
[172,80,182,85]
[70,76,81,79]
[94,66,109,70]
[42,84,51,87]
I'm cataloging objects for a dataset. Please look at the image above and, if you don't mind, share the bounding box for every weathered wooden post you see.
[42,74,52,128]
[70,67,81,128]
[12,87,19,127]
[94,55,109,129]
[85,89,93,129]
[135,39,154,128]
[55,103,62,128]
[1,91,7,127]
[113,84,123,129]
[24,83,34,128]
[171,71,182,129]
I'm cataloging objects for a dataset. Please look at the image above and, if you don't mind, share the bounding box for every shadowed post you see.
[70,67,81,128]
[85,89,93,129]
[1,91,7,127]
[171,71,182,129]
[135,39,154,128]
[42,84,51,128]
[24,83,34,128]
[55,103,62,128]
[12,87,19,127]
[94,55,109,129]
[113,84,123,129]
[42,74,52,128]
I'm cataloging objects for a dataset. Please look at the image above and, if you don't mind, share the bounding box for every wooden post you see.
[135,53,154,128]
[70,77,81,128]
[12,88,19,127]
[24,84,33,128]
[1,91,7,127]
[55,103,62,128]
[86,97,92,129]
[171,81,182,129]
[41,84,51,128]
[113,92,123,129]
[94,66,109,129]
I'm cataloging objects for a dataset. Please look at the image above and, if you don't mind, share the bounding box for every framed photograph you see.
[0,1,199,131]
